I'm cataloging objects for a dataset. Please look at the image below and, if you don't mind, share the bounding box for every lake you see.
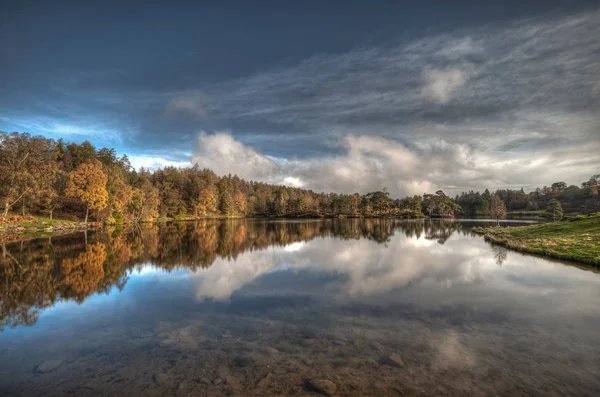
[1,219,599,396]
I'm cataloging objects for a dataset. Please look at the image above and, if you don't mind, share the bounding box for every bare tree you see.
[489,193,507,226]
[0,132,57,217]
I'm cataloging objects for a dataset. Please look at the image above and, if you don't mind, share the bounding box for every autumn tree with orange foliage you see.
[106,174,133,222]
[130,180,160,221]
[233,191,247,216]
[195,187,219,217]
[60,243,107,301]
[65,160,109,223]
[0,132,58,217]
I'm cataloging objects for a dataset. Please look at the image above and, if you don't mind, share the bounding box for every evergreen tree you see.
[218,177,234,217]
[546,199,563,221]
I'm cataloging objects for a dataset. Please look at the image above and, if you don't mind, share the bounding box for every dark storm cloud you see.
[1,1,599,194]
[188,9,600,194]
[191,12,600,132]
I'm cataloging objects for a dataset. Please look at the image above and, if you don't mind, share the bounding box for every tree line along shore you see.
[1,132,599,233]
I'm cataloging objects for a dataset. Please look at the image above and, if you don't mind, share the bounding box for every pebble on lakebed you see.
[381,353,405,368]
[308,379,337,395]
[35,360,62,373]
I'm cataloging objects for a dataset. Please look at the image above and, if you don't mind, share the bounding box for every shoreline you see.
[5,214,598,264]
[0,221,94,244]
[0,213,433,243]
[473,214,600,266]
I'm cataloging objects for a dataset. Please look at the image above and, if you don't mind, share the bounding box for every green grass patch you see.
[0,216,88,243]
[474,213,600,265]
[18,217,80,229]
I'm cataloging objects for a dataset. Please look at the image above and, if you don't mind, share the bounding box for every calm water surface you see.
[1,219,599,396]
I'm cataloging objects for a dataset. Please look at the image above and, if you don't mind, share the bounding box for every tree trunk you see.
[84,205,89,224]
[49,210,53,220]
[22,200,25,216]
[3,201,8,218]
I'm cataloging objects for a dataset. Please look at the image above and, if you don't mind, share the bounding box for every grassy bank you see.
[506,210,580,218]
[0,216,91,243]
[474,214,600,265]
[506,210,546,218]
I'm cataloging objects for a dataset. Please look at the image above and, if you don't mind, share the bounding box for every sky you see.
[1,0,599,196]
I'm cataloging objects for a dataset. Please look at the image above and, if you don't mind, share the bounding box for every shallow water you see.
[1,219,599,396]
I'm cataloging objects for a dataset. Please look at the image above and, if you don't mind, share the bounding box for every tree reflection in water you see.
[1,219,466,330]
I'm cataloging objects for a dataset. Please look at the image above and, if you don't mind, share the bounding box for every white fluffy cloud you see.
[191,131,599,196]
[192,132,278,179]
[192,132,437,195]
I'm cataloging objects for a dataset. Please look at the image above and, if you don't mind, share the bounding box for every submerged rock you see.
[369,341,384,352]
[301,357,314,367]
[35,360,62,373]
[255,371,273,388]
[381,353,405,368]
[153,372,170,385]
[234,355,253,367]
[308,379,337,396]
[260,345,280,356]
[199,377,211,385]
